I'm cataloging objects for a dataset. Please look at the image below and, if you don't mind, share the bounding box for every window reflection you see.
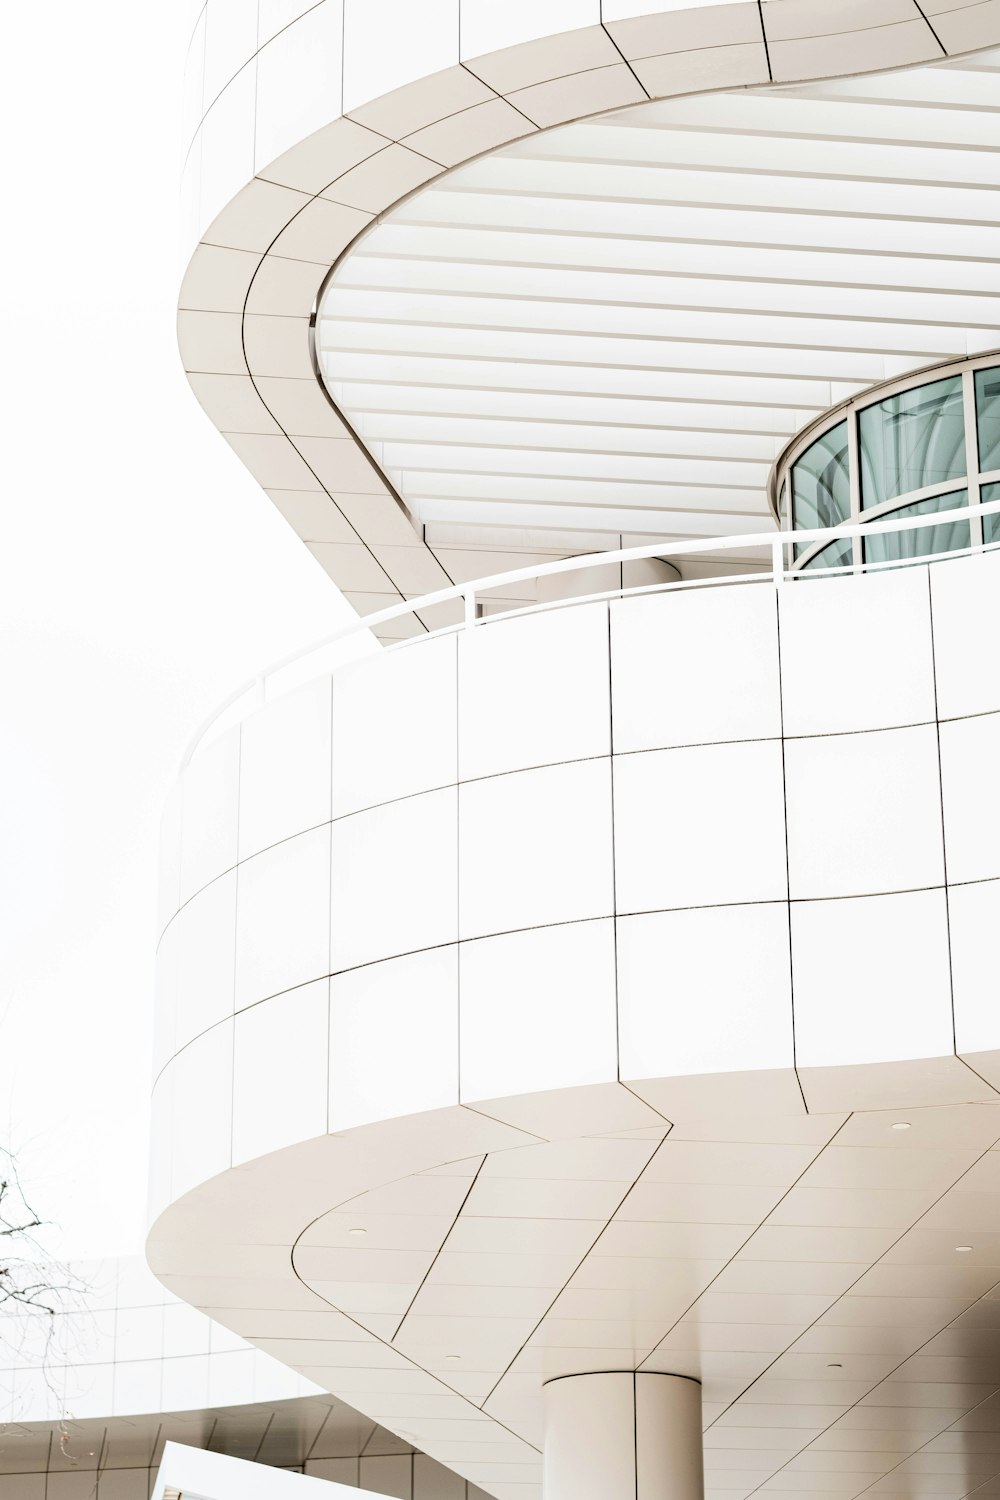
[975,367,1000,474]
[792,421,849,558]
[858,376,965,509]
[981,480,1000,545]
[863,489,970,567]
[800,536,853,573]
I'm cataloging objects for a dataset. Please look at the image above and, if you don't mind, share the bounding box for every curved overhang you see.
[316,60,1000,561]
[178,0,1000,640]
[151,555,1000,1500]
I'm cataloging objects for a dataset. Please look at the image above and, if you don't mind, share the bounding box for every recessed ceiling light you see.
[891,1122,911,1131]
[956,1245,974,1253]
[348,1227,367,1236]
[445,1354,461,1361]
[827,1362,843,1369]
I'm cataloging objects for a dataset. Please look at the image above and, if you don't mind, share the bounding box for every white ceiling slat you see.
[323,352,842,407]
[336,384,814,434]
[358,413,783,459]
[336,260,1000,331]
[317,49,1000,546]
[323,326,884,383]
[324,288,967,358]
[347,224,1000,297]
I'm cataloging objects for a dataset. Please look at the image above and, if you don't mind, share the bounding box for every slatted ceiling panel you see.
[317,47,1000,582]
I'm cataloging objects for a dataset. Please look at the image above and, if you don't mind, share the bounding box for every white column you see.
[543,1372,703,1500]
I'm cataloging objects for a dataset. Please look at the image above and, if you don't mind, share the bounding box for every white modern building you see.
[15,1,1000,1497]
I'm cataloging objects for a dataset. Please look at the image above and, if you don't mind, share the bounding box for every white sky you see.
[0,3,363,1258]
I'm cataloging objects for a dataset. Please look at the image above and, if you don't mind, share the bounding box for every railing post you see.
[464,589,478,629]
[772,538,784,588]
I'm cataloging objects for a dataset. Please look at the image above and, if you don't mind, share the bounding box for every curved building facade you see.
[156,5,1000,1500]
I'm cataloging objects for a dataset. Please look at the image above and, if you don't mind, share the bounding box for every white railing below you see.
[181,494,1000,771]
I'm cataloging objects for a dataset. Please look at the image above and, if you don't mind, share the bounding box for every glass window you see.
[791,421,849,557]
[778,480,788,529]
[801,536,853,573]
[864,489,970,568]
[975,367,1000,474]
[859,375,965,509]
[982,480,1000,546]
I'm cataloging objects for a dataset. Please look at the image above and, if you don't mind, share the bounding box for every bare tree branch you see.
[0,1146,91,1439]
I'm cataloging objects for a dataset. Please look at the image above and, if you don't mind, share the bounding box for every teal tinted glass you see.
[975,367,1000,473]
[791,421,849,557]
[859,376,965,509]
[982,480,1000,545]
[864,489,969,567]
[801,536,853,573]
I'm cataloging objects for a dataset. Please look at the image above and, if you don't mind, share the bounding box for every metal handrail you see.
[180,492,1000,770]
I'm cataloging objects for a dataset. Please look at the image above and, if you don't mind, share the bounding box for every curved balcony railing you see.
[182,491,1000,771]
[768,350,1000,574]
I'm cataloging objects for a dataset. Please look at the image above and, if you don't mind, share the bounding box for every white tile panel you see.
[779,568,936,736]
[232,980,329,1163]
[459,919,617,1102]
[604,1,762,43]
[244,254,327,318]
[262,115,386,196]
[791,888,953,1069]
[940,713,1000,884]
[235,825,331,1009]
[507,63,646,128]
[617,903,794,1079]
[458,759,614,939]
[238,677,332,860]
[255,1,344,174]
[159,779,183,932]
[268,489,359,542]
[258,0,322,47]
[169,1019,234,1199]
[343,0,460,116]
[933,0,1000,53]
[930,551,1000,721]
[322,143,442,214]
[268,197,372,267]
[200,176,311,254]
[784,725,945,900]
[330,787,459,969]
[349,64,494,138]
[329,947,459,1131]
[256,377,353,439]
[179,727,240,902]
[614,739,787,912]
[180,243,261,314]
[949,880,1000,1057]
[458,602,610,779]
[404,98,534,167]
[203,0,258,107]
[170,869,238,1055]
[770,18,939,83]
[611,585,781,752]
[332,635,457,816]
[460,0,600,59]
[188,371,281,433]
[198,67,258,241]
[177,308,247,375]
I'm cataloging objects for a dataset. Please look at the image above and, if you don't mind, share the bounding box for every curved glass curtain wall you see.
[780,357,1000,573]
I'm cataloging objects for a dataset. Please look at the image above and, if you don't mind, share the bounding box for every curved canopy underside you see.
[317,48,1000,567]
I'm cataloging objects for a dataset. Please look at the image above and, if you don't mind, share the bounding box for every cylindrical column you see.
[543,1372,703,1500]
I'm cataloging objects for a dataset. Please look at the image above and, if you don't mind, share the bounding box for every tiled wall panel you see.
[157,553,1000,1196]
